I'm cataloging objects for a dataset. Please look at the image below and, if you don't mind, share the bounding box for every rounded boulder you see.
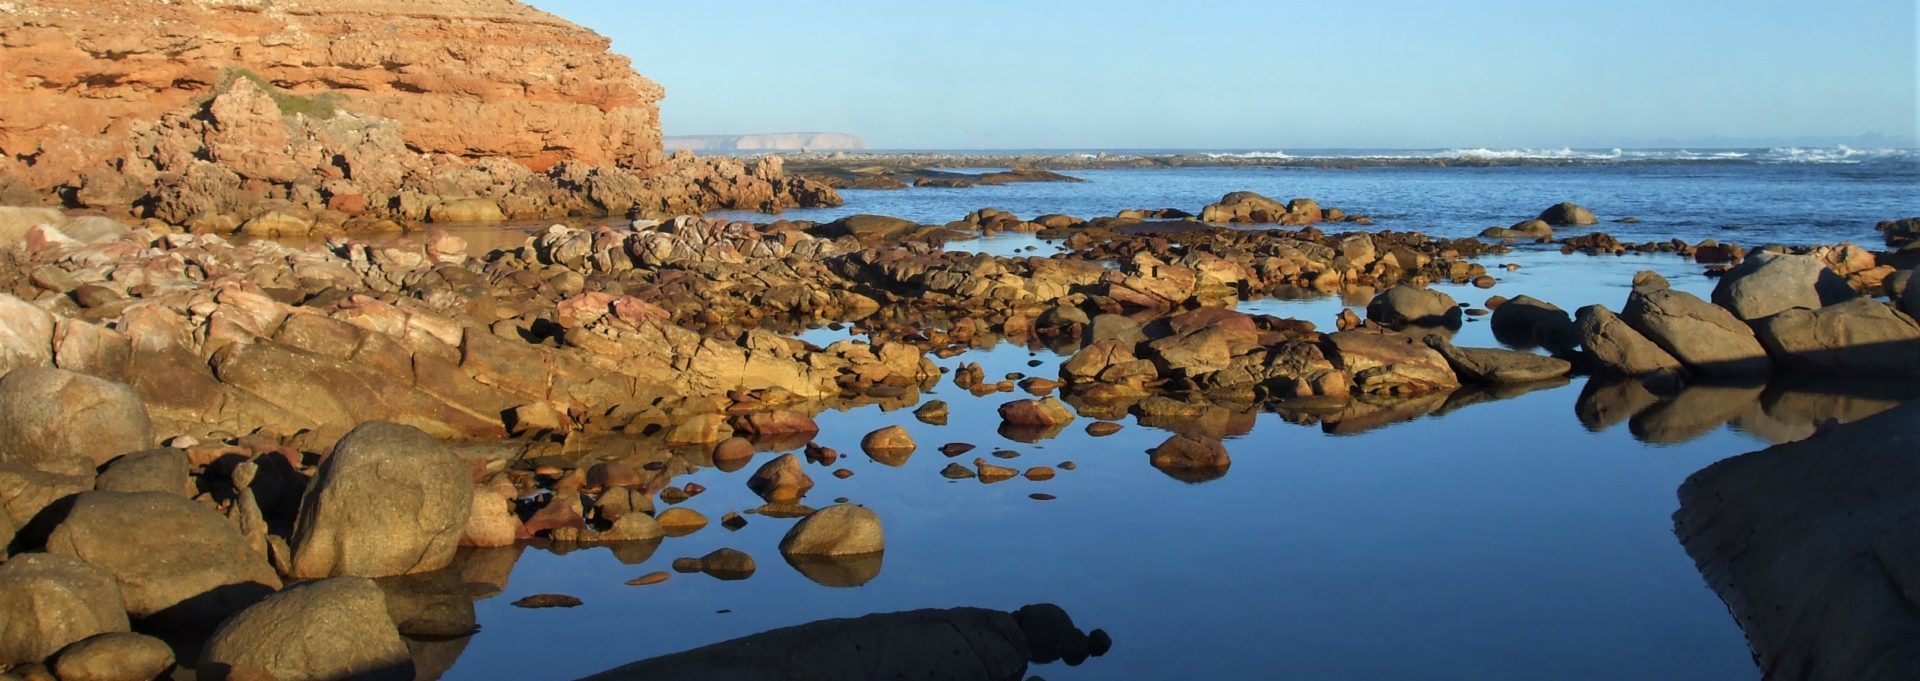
[0,367,153,476]
[289,422,473,579]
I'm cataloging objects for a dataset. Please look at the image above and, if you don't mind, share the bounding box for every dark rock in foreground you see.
[577,603,1107,681]
[1675,400,1920,681]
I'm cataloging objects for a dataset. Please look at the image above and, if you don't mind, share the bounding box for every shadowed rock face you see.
[1675,401,1920,681]
[577,603,1108,681]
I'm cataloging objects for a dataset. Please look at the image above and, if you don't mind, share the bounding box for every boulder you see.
[996,397,1075,427]
[1621,289,1771,378]
[200,577,413,681]
[1365,285,1461,329]
[289,422,473,579]
[745,453,813,503]
[93,449,191,496]
[1574,305,1683,376]
[1538,202,1597,226]
[859,425,916,466]
[1424,336,1571,384]
[0,294,56,375]
[0,554,129,666]
[1488,295,1576,353]
[1710,252,1856,321]
[1199,192,1321,225]
[1753,298,1920,376]
[1675,401,1920,681]
[817,214,919,243]
[1148,434,1231,477]
[0,368,153,476]
[51,632,175,681]
[1323,329,1460,395]
[778,504,884,557]
[44,491,281,624]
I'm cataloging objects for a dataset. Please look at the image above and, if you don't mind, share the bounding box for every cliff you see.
[665,133,868,152]
[0,0,838,228]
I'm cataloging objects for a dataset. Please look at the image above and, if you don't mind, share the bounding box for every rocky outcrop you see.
[0,368,153,476]
[43,491,282,627]
[1199,192,1330,225]
[0,0,839,227]
[1710,252,1856,321]
[1675,401,1920,681]
[1753,298,1920,376]
[1538,202,1598,226]
[1621,288,1771,378]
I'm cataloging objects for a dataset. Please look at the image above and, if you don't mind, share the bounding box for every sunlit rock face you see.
[0,0,663,183]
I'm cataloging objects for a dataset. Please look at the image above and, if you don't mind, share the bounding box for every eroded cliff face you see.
[0,0,838,228]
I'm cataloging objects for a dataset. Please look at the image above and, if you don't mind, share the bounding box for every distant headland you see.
[665,132,867,152]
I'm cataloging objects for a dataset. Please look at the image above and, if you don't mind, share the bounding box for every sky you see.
[528,0,1919,150]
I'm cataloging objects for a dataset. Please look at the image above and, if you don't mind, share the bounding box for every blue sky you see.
[528,0,1918,150]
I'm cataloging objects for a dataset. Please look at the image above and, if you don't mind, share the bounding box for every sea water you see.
[437,151,1918,680]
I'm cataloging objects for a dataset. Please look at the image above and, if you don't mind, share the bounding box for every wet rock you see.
[698,548,756,580]
[49,632,173,681]
[1488,295,1577,353]
[1538,202,1598,226]
[627,572,671,587]
[746,453,814,503]
[1085,422,1123,436]
[426,198,505,224]
[721,511,747,531]
[511,594,584,609]
[1573,305,1683,377]
[860,425,916,466]
[578,604,1106,680]
[1754,298,1920,376]
[0,368,153,476]
[0,555,129,666]
[92,449,190,497]
[1675,401,1920,681]
[711,437,756,469]
[45,491,280,625]
[1424,336,1571,384]
[1365,285,1461,329]
[585,461,645,490]
[289,422,473,579]
[779,504,884,557]
[974,459,1019,483]
[1323,328,1460,395]
[1622,288,1771,378]
[655,508,708,535]
[997,397,1076,427]
[1200,192,1324,225]
[1148,434,1231,481]
[913,400,949,424]
[1710,252,1856,321]
[1025,467,1056,481]
[200,577,412,681]
[940,463,976,479]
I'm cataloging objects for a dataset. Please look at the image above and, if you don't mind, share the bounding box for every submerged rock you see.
[779,504,884,557]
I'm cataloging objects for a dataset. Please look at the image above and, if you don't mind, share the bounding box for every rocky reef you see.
[0,0,839,231]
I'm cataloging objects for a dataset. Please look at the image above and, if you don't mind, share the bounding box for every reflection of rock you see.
[1574,377,1663,433]
[1675,402,1920,681]
[1734,378,1920,445]
[997,421,1070,443]
[578,603,1108,681]
[1628,383,1764,444]
[1319,391,1453,435]
[783,553,884,588]
[1433,378,1568,415]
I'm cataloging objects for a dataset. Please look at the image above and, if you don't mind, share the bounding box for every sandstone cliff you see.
[0,0,838,229]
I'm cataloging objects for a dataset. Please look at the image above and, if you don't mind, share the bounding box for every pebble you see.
[671,558,704,573]
[940,442,976,457]
[833,468,854,479]
[656,507,709,535]
[1059,461,1077,470]
[683,482,706,497]
[1472,275,1496,288]
[941,463,977,479]
[1025,466,1056,481]
[991,449,1020,459]
[1029,493,1057,501]
[659,487,690,504]
[626,572,671,586]
[976,458,1018,482]
[721,511,747,530]
[1085,422,1123,436]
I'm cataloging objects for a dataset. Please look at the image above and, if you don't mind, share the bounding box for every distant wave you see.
[1198,146,1916,164]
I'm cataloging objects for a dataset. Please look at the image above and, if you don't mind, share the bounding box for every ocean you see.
[440,149,1917,681]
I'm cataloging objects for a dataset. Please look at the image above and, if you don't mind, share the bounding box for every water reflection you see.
[1579,376,1920,445]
